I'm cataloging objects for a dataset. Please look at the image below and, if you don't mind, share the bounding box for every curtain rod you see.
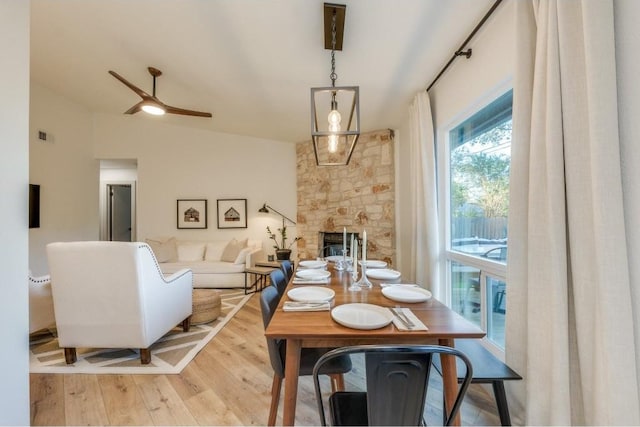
[426,0,503,92]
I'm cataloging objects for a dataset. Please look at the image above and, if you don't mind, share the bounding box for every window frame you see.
[436,83,512,358]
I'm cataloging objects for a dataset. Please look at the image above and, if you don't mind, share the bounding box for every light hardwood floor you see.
[30,292,504,426]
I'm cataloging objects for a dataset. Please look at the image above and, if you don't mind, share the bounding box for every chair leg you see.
[182,316,191,332]
[329,373,345,392]
[268,375,282,426]
[492,380,512,426]
[64,348,77,364]
[140,348,151,364]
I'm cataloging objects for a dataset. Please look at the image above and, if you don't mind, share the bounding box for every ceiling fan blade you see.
[165,104,212,118]
[108,70,152,100]
[124,101,144,115]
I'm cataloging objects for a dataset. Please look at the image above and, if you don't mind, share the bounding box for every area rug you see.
[29,289,251,375]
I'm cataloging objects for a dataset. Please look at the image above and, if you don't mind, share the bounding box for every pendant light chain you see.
[330,10,337,88]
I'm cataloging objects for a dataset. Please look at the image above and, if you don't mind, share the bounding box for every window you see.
[440,90,512,351]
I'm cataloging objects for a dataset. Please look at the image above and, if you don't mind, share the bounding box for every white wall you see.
[395,0,515,284]
[29,83,100,275]
[0,1,30,424]
[92,113,298,256]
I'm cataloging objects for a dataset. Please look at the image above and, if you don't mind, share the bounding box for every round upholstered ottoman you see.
[191,289,222,324]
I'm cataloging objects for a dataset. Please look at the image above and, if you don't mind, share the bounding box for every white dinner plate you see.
[382,286,432,303]
[365,268,401,280]
[324,255,343,263]
[298,260,328,269]
[287,286,335,302]
[296,269,331,280]
[358,260,387,268]
[331,303,394,330]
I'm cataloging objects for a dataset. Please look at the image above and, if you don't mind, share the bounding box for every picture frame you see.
[217,198,247,229]
[177,199,207,229]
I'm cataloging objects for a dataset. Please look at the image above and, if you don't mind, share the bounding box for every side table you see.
[255,260,295,269]
[244,266,274,295]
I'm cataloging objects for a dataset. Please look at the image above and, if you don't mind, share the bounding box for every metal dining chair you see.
[269,269,288,296]
[260,286,352,425]
[313,344,473,426]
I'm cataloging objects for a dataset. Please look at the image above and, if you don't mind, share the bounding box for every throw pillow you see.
[234,247,253,265]
[177,243,206,262]
[220,238,248,263]
[145,237,177,263]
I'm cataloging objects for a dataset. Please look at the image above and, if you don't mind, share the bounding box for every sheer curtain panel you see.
[408,91,440,297]
[506,1,640,424]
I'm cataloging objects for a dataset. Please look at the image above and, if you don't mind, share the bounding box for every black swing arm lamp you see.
[258,203,296,225]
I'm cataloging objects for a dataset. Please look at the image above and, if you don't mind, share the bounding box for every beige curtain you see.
[507,0,640,424]
[408,91,440,296]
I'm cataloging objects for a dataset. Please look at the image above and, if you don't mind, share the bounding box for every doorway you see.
[99,159,137,242]
[107,184,132,241]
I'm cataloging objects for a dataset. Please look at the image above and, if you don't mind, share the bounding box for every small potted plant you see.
[266,220,300,261]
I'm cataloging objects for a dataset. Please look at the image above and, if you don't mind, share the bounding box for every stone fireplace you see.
[295,129,395,266]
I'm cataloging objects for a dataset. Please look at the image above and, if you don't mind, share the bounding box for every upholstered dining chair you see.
[269,268,288,296]
[280,260,293,282]
[313,344,473,426]
[28,272,55,334]
[46,241,193,364]
[260,286,352,426]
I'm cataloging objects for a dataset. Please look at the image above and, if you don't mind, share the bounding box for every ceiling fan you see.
[108,67,212,118]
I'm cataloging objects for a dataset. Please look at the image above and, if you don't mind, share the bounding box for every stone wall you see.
[295,129,395,266]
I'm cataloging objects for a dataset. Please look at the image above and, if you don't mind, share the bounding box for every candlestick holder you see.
[353,261,373,289]
[345,257,354,272]
[347,269,361,292]
[334,249,348,271]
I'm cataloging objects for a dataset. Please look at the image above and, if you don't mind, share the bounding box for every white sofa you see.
[146,237,265,289]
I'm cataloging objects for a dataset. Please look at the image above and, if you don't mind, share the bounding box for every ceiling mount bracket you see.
[323,3,346,51]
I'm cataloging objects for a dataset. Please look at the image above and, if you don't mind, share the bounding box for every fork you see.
[390,307,415,328]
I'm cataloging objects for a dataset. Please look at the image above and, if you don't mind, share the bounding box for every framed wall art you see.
[177,199,207,229]
[217,198,247,229]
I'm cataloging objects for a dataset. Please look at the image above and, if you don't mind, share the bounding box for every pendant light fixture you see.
[310,3,360,166]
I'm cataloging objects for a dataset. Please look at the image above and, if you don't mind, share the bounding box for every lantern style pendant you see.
[310,3,360,166]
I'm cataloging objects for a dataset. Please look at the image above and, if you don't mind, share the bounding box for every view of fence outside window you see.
[444,90,512,351]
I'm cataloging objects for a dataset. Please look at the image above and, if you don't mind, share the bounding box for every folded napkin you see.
[283,301,331,312]
[390,308,428,331]
[292,278,330,285]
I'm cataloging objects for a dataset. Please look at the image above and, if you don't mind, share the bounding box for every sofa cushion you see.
[177,243,206,262]
[220,238,248,263]
[204,241,227,262]
[160,261,246,275]
[145,237,177,262]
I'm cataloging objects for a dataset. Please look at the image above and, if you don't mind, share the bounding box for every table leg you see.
[439,338,460,426]
[282,338,302,426]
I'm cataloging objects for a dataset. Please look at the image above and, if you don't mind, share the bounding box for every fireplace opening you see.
[318,231,359,257]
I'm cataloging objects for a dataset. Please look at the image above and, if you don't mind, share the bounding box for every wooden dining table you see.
[264,263,485,426]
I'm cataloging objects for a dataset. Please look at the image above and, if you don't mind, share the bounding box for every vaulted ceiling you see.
[30,0,493,143]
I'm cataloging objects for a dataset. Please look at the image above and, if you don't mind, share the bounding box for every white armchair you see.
[46,241,193,364]
[29,272,55,334]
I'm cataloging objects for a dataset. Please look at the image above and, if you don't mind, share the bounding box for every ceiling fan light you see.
[141,103,166,116]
